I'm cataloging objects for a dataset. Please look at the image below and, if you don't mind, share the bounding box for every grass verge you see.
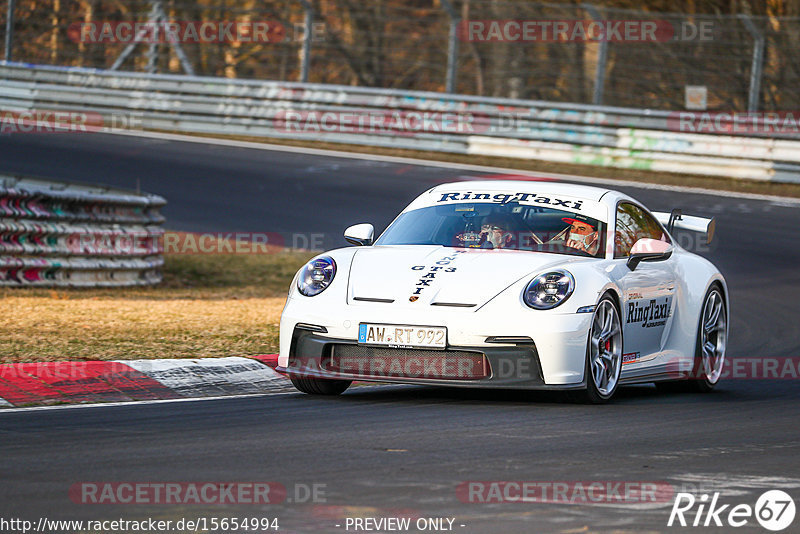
[0,250,313,364]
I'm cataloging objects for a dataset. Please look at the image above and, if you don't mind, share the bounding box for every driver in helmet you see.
[479,213,516,249]
[563,215,600,255]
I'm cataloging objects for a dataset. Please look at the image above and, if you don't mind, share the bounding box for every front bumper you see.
[280,296,593,387]
[278,328,585,390]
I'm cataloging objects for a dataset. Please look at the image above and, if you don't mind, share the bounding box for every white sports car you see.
[278,181,728,403]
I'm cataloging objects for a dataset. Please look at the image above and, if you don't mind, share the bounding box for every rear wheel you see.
[689,285,727,392]
[290,376,351,395]
[581,295,623,404]
[656,284,727,393]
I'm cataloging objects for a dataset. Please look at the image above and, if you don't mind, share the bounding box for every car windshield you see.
[376,202,606,258]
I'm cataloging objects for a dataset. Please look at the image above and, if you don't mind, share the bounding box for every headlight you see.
[523,270,575,310]
[297,256,336,296]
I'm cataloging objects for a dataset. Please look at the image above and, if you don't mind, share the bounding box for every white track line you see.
[0,383,401,413]
[110,129,800,206]
[0,391,297,414]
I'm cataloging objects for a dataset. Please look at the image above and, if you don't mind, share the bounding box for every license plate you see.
[358,323,446,349]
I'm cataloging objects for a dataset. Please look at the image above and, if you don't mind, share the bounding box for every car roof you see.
[429,180,614,202]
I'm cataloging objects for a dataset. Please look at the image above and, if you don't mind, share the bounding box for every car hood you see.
[347,245,590,309]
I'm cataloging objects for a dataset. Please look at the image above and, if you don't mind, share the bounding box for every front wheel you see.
[290,376,351,395]
[581,295,623,404]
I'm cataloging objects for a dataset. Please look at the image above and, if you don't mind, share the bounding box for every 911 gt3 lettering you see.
[436,191,585,210]
[408,251,465,301]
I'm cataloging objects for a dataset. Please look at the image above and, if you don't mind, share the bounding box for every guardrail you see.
[1,62,800,183]
[0,174,165,287]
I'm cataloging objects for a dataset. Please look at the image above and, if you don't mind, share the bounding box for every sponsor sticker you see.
[437,191,584,210]
[627,296,672,328]
[622,352,641,365]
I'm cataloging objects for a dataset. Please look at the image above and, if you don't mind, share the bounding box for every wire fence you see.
[2,0,799,112]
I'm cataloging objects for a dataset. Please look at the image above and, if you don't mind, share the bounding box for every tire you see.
[688,284,727,392]
[655,283,727,393]
[290,376,351,395]
[580,294,624,404]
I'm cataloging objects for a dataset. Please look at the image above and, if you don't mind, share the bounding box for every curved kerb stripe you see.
[0,356,285,408]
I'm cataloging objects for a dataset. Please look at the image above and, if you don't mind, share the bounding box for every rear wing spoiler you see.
[653,210,716,243]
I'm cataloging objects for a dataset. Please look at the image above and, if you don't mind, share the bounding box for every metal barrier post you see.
[298,0,313,83]
[4,0,15,62]
[146,42,159,74]
[441,0,460,93]
[584,5,609,106]
[110,0,194,75]
[740,15,765,113]
[152,0,194,75]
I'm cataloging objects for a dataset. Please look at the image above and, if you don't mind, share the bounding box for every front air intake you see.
[328,345,489,380]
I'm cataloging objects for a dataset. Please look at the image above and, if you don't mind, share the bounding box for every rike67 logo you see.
[668,490,795,531]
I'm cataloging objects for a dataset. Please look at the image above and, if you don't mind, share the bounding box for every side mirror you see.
[627,238,673,270]
[344,223,374,246]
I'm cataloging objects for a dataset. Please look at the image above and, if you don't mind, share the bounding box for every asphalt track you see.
[1,132,799,533]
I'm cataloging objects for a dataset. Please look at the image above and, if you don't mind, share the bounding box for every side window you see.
[614,203,669,258]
